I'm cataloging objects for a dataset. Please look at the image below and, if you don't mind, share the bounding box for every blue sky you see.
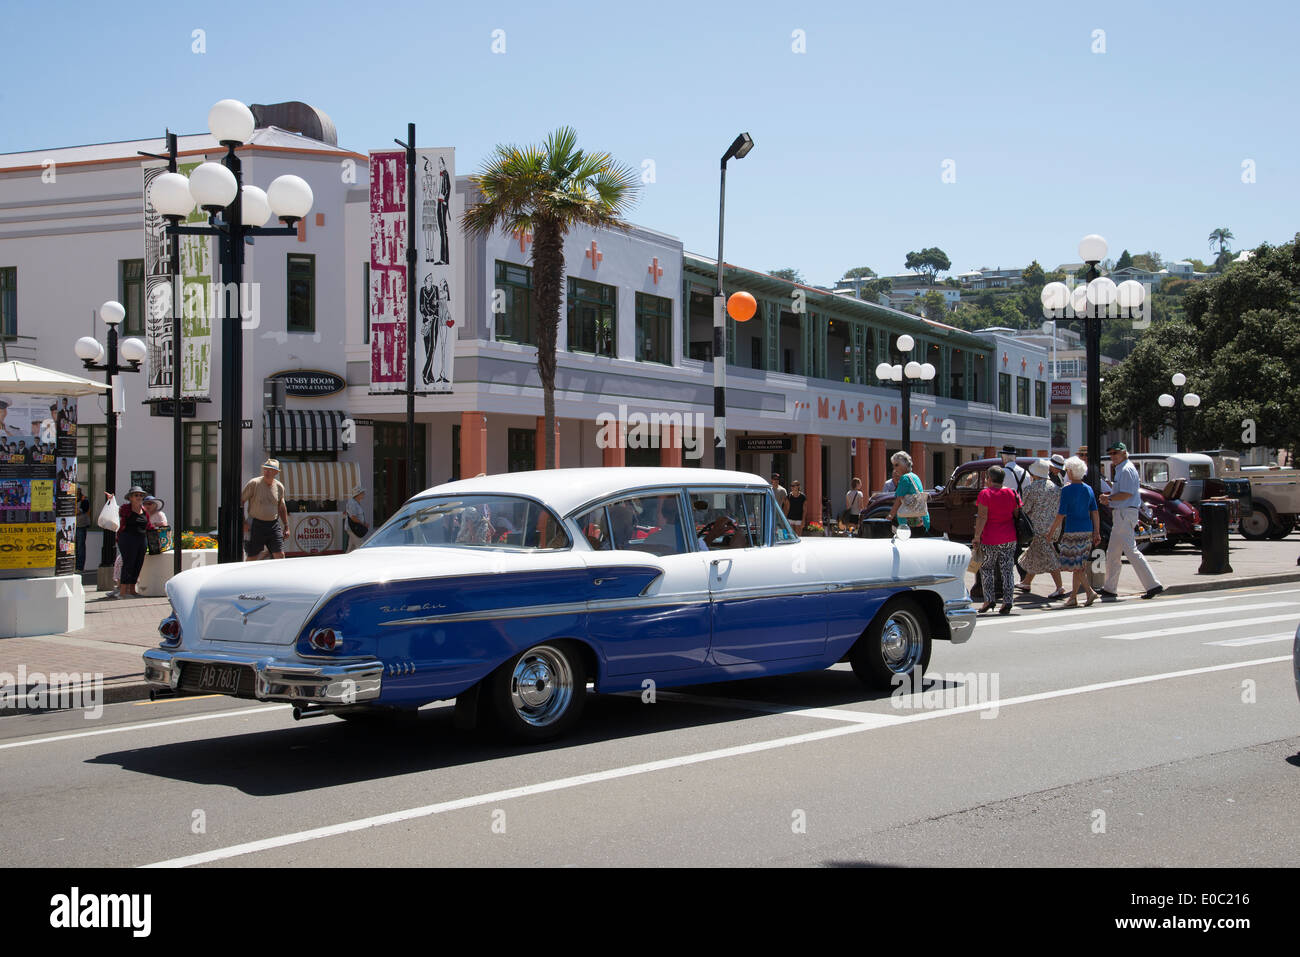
[6,0,1296,282]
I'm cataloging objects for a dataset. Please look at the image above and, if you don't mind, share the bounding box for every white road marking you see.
[972,587,1300,627]
[654,691,901,725]
[1205,632,1296,647]
[143,655,1292,868]
[1012,601,1299,635]
[1103,614,1300,641]
[0,705,287,752]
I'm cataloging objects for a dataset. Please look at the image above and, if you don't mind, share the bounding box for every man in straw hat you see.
[241,458,290,560]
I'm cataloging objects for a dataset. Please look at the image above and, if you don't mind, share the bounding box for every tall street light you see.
[149,100,315,564]
[1158,373,1201,452]
[874,333,935,451]
[1039,235,1146,498]
[75,300,146,586]
[713,132,754,470]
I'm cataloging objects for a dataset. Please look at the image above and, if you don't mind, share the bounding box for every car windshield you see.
[364,495,570,550]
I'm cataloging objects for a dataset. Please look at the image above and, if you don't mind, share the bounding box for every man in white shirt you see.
[1099,442,1163,599]
[999,445,1029,497]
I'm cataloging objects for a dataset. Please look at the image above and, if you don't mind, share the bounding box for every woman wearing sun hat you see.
[115,486,152,597]
[1017,459,1066,600]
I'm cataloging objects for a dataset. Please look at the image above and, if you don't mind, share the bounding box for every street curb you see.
[1160,570,1300,597]
[0,678,155,716]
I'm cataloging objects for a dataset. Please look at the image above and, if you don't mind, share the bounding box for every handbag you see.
[347,516,369,538]
[897,491,928,518]
[146,527,162,556]
[1013,508,1034,547]
[97,496,120,532]
[967,543,985,574]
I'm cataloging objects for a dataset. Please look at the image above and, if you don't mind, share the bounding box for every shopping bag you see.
[97,495,120,532]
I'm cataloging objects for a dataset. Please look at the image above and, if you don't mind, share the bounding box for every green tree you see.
[841,266,876,280]
[1130,251,1163,272]
[1100,319,1202,440]
[1115,249,1133,269]
[769,267,805,283]
[1021,260,1046,288]
[1207,227,1234,256]
[464,127,640,469]
[904,247,952,285]
[920,289,948,322]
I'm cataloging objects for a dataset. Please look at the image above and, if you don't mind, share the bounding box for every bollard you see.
[1197,501,1233,574]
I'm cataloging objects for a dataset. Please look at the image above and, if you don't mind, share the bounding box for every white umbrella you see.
[0,360,109,396]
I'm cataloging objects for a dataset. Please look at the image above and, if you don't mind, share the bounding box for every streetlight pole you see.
[75,302,146,584]
[875,334,935,455]
[149,100,314,564]
[1158,373,1200,452]
[713,132,753,471]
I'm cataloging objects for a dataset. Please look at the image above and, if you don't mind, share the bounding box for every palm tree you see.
[463,128,640,469]
[1207,227,1234,255]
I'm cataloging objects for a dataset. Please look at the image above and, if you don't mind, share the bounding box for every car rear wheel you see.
[850,596,932,691]
[1265,515,1295,540]
[489,641,586,742]
[1240,505,1273,541]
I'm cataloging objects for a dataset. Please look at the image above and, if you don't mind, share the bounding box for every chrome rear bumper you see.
[142,648,383,704]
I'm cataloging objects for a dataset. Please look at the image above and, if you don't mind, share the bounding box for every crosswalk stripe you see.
[1105,613,1300,641]
[1205,632,1295,647]
[975,588,1300,627]
[1012,601,1300,635]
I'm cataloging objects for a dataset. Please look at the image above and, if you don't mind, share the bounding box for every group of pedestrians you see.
[973,442,1164,614]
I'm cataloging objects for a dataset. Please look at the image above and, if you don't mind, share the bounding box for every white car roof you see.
[417,468,771,517]
[1128,452,1213,465]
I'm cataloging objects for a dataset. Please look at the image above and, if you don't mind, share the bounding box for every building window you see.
[1016,376,1030,415]
[750,336,764,370]
[0,267,15,338]
[950,348,965,399]
[495,260,536,345]
[1035,380,1047,418]
[185,422,219,531]
[119,260,145,336]
[567,277,616,357]
[75,425,107,517]
[998,372,1012,413]
[287,254,316,333]
[635,291,672,364]
[507,428,535,472]
[362,262,370,344]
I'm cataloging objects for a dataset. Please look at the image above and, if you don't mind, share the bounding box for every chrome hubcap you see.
[509,645,573,727]
[880,610,924,673]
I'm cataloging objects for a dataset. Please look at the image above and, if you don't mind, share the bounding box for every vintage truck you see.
[1200,450,1300,540]
[1126,452,1246,540]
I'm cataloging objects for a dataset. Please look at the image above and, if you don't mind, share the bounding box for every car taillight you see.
[309,627,340,651]
[158,616,181,645]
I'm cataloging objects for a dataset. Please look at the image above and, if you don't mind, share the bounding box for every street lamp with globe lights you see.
[712,132,755,470]
[874,333,936,450]
[1038,235,1146,497]
[76,300,147,581]
[149,99,315,564]
[1158,373,1201,452]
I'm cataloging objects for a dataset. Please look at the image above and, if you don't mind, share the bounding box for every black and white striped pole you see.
[713,132,753,471]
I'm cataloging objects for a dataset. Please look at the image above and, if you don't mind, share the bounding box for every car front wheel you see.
[1240,505,1273,541]
[850,596,932,691]
[489,641,586,742]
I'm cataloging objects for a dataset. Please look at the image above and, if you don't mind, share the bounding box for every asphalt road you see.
[2,582,1297,868]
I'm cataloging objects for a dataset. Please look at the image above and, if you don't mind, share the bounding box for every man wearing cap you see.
[241,459,290,560]
[1099,442,1163,599]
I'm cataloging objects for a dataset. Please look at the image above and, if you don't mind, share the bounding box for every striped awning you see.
[278,460,362,502]
[264,409,352,453]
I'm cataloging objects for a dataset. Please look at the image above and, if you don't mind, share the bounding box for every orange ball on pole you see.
[727,291,757,322]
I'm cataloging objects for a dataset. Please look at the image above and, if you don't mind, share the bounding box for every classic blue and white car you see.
[143,468,976,740]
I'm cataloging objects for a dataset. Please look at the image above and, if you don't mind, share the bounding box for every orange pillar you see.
[660,423,682,468]
[910,441,925,486]
[602,418,626,467]
[1035,448,1047,458]
[804,434,822,525]
[535,416,561,470]
[983,445,997,459]
[869,438,887,494]
[460,411,487,478]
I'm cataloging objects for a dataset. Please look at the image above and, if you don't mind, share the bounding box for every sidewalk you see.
[3,539,1299,711]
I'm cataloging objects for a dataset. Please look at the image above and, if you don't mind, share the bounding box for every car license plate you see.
[193,663,244,694]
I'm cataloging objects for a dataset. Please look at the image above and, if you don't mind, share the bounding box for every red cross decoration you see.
[1038,360,1045,376]
[1002,352,1009,366]
[1021,357,1027,372]
[512,228,532,254]
[585,241,602,270]
[648,257,663,284]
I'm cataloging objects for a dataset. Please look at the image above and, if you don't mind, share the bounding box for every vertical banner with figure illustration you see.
[413,148,458,393]
[0,394,76,577]
[368,150,408,393]
[144,161,212,401]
